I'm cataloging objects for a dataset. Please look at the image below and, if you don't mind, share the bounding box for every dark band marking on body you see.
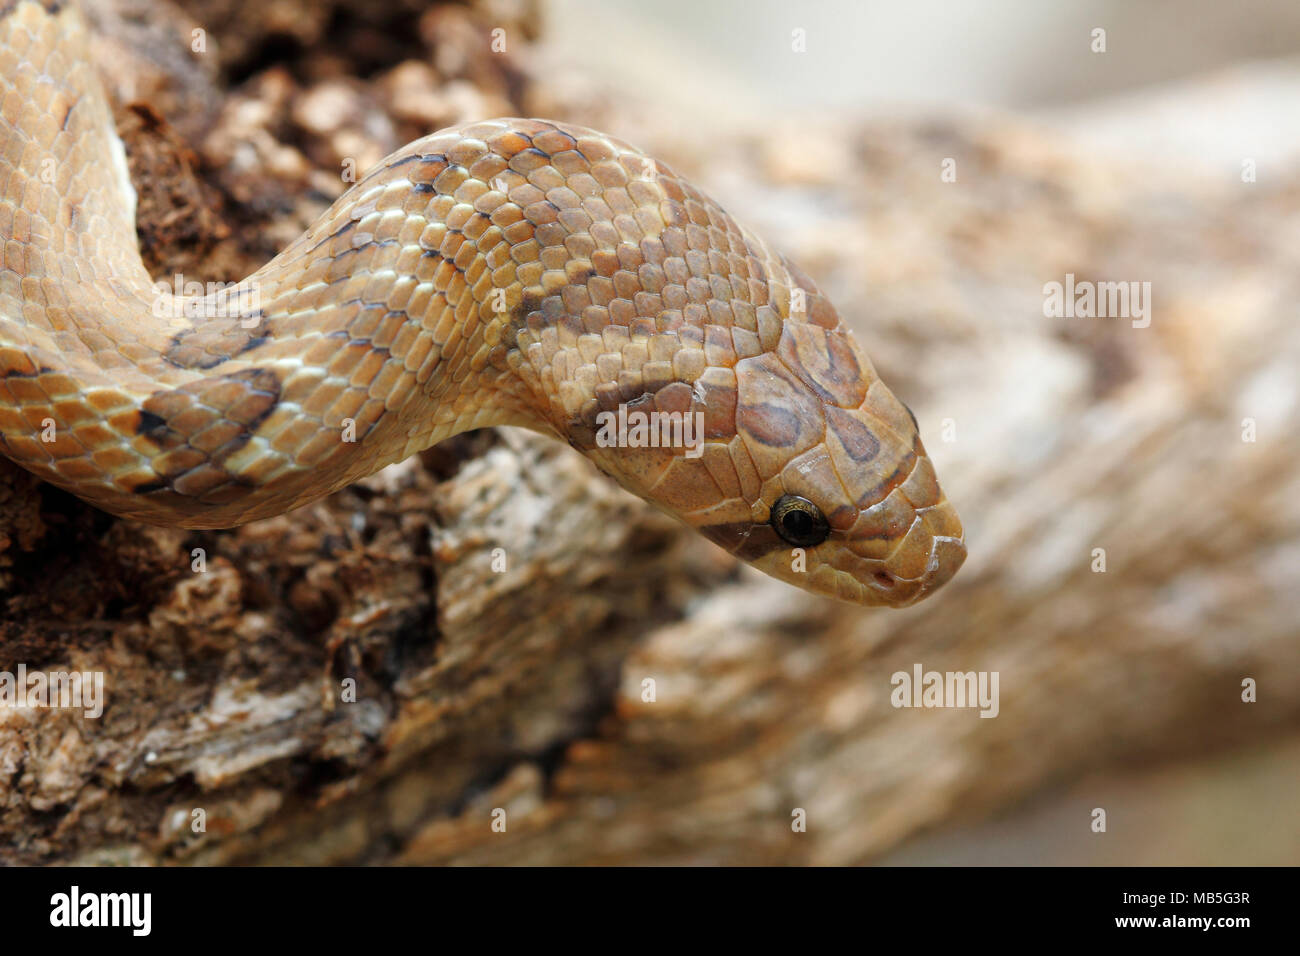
[387,151,449,169]
[163,311,273,370]
[328,237,401,263]
[137,367,282,459]
[128,478,169,495]
[505,287,546,352]
[564,375,696,448]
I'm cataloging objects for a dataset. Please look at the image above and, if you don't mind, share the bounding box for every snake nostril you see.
[872,570,894,588]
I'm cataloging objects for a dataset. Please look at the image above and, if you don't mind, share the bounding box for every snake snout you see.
[896,497,966,605]
[854,495,965,607]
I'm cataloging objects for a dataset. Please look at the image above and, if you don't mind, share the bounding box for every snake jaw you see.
[866,495,966,607]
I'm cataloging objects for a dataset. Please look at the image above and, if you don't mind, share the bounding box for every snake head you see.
[487,123,965,607]
[696,330,966,607]
[719,404,967,608]
[735,305,967,606]
[574,310,965,608]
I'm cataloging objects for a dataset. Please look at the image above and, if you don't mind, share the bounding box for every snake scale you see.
[0,0,963,606]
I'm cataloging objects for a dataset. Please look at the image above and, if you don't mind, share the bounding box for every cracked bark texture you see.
[1,0,1297,864]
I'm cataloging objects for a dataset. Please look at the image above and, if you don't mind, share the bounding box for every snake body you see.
[0,0,963,606]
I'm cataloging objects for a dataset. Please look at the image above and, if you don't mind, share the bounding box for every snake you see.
[0,0,964,606]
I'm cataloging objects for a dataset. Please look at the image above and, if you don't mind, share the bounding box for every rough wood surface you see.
[1,0,1296,864]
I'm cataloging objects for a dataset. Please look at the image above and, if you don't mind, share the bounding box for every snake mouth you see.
[901,531,967,604]
[891,503,966,606]
[846,540,966,607]
[838,494,966,607]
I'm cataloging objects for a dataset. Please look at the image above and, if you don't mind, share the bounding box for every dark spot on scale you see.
[506,287,546,349]
[558,312,586,337]
[308,217,357,254]
[0,363,55,379]
[737,401,802,447]
[857,450,918,508]
[130,479,169,496]
[388,151,448,168]
[565,421,598,451]
[135,409,167,436]
[825,406,881,463]
[829,504,858,530]
[330,237,399,261]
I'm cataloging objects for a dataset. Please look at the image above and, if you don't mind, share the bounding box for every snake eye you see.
[770,494,830,547]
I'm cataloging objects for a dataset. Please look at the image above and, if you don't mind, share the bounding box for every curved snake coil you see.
[0,0,964,606]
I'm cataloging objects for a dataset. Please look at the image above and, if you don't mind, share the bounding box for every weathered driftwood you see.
[2,0,1297,864]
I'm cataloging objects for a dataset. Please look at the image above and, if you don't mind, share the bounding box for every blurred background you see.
[543,0,1300,165]
[532,0,1300,865]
